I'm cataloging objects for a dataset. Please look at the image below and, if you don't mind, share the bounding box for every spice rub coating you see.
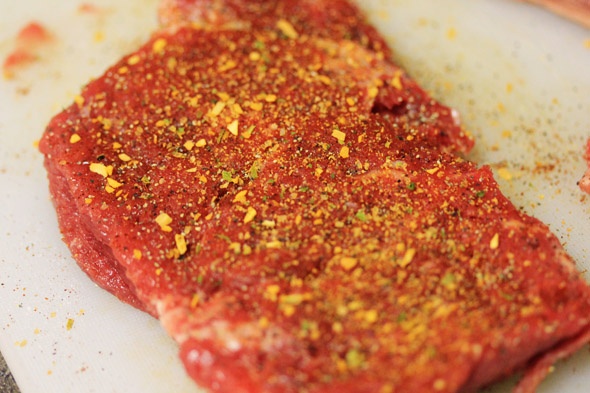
[158,0,392,57]
[39,3,590,393]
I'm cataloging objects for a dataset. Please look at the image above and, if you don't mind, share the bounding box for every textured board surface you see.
[1,0,589,392]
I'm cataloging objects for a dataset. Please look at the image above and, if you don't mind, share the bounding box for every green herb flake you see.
[249,161,260,180]
[501,292,514,301]
[355,210,368,222]
[440,273,456,287]
[222,170,233,182]
[300,320,311,331]
[345,349,365,370]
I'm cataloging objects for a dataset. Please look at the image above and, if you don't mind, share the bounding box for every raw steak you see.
[39,1,590,392]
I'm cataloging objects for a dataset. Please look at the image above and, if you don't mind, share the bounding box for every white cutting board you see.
[0,1,589,392]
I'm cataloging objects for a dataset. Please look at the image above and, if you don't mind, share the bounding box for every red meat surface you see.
[39,1,590,392]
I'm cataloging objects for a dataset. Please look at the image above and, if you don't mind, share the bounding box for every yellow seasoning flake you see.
[98,117,112,130]
[195,138,207,148]
[227,119,239,136]
[497,167,513,181]
[282,304,296,317]
[74,95,85,108]
[133,249,142,260]
[89,162,109,177]
[446,27,457,40]
[210,101,226,117]
[167,57,177,72]
[127,54,141,65]
[331,129,346,142]
[339,146,350,159]
[398,248,416,268]
[190,293,200,308]
[340,257,357,271]
[264,94,278,103]
[262,220,276,228]
[70,133,81,144]
[490,233,500,250]
[183,140,195,151]
[364,309,379,323]
[16,340,27,347]
[293,214,302,225]
[66,318,74,331]
[156,212,173,232]
[266,240,283,249]
[249,51,261,61]
[242,125,255,139]
[175,233,188,255]
[216,91,231,102]
[155,119,168,127]
[118,153,131,162]
[218,59,237,72]
[391,70,403,90]
[280,293,309,306]
[276,19,299,39]
[249,102,263,111]
[93,30,104,43]
[258,316,269,328]
[231,103,244,115]
[368,86,379,98]
[243,206,257,224]
[433,379,447,391]
[233,189,248,204]
[243,244,252,255]
[106,177,123,189]
[318,75,332,85]
[265,284,281,301]
[345,349,365,370]
[152,38,167,54]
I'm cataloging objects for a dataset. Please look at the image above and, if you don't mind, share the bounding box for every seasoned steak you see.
[39,1,590,392]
